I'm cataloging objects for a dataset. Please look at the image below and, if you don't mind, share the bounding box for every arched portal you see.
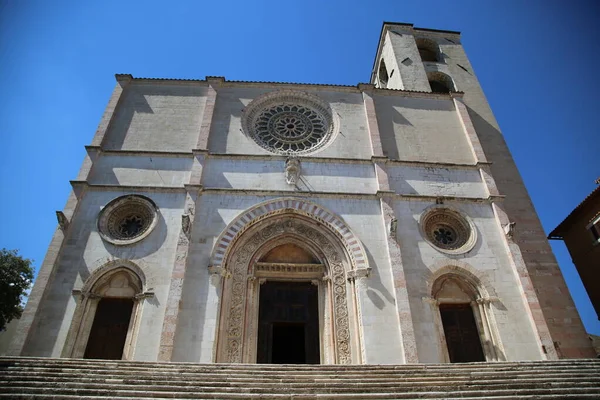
[61,260,150,360]
[210,198,369,364]
[429,265,504,363]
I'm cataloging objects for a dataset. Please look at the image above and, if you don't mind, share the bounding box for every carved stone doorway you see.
[439,303,485,363]
[83,298,134,360]
[257,281,320,364]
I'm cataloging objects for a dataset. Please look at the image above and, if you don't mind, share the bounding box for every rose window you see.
[98,195,158,245]
[242,90,337,155]
[421,208,476,254]
[433,225,457,246]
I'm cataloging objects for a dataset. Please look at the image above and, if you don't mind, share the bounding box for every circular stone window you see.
[242,90,338,155]
[420,207,476,254]
[98,195,158,246]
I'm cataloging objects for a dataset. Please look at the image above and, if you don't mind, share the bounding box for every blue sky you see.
[1,1,599,334]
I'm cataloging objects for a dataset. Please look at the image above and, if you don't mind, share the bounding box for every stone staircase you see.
[0,357,599,399]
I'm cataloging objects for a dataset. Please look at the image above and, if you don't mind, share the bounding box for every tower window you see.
[427,72,455,93]
[587,215,600,243]
[416,38,440,62]
[378,59,389,89]
[429,80,450,93]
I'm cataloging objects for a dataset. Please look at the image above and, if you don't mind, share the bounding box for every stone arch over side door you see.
[61,259,153,360]
[209,197,370,364]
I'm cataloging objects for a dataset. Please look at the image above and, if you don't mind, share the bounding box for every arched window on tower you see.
[416,38,440,62]
[427,72,455,93]
[378,59,389,89]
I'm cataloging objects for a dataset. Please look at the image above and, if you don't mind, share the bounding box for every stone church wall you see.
[208,87,371,159]
[374,95,475,164]
[202,158,376,194]
[88,154,192,187]
[388,165,486,198]
[12,36,594,361]
[103,83,208,152]
[21,190,186,360]
[393,199,544,362]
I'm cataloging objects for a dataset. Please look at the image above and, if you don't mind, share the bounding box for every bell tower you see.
[371,22,594,359]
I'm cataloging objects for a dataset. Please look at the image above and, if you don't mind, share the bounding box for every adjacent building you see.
[6,22,595,364]
[549,184,600,320]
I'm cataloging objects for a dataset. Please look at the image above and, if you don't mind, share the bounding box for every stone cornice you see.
[87,147,194,158]
[69,181,502,203]
[84,149,490,171]
[70,181,187,193]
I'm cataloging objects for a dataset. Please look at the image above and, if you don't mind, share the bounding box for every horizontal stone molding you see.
[254,262,325,279]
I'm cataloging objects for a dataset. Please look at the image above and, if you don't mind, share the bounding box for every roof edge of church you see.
[381,21,462,35]
[114,74,464,98]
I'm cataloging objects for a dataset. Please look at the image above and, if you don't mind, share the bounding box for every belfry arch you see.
[210,198,369,364]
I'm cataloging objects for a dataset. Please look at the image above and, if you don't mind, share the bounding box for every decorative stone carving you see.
[97,195,158,246]
[503,221,516,239]
[182,214,191,236]
[346,267,372,282]
[285,157,301,185]
[241,90,338,155]
[56,211,69,230]
[389,217,397,236]
[221,218,353,364]
[254,262,324,279]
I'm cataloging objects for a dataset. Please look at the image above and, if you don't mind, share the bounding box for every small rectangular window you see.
[587,215,600,243]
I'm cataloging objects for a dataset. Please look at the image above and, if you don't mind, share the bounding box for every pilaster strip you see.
[91,74,132,147]
[158,189,198,361]
[381,197,418,362]
[453,96,488,163]
[195,84,218,150]
[362,90,384,157]
[491,202,558,360]
[373,160,390,192]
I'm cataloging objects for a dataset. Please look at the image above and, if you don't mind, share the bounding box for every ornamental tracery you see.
[97,195,158,246]
[420,206,476,254]
[242,90,338,155]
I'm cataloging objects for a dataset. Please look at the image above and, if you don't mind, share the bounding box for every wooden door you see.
[257,281,320,364]
[84,298,134,360]
[440,303,485,363]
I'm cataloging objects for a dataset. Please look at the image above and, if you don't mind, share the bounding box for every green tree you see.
[0,249,34,331]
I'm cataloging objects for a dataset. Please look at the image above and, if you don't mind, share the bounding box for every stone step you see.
[3,367,599,382]
[2,356,599,371]
[3,362,599,375]
[3,373,598,386]
[3,395,600,400]
[1,357,599,399]
[2,379,599,394]
[2,386,600,399]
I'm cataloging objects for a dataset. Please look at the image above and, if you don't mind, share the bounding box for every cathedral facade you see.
[8,22,594,364]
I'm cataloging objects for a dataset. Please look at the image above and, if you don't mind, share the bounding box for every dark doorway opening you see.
[84,298,134,360]
[257,281,320,364]
[440,303,485,363]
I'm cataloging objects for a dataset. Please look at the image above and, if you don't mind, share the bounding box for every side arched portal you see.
[61,260,151,360]
[428,265,504,363]
[210,198,369,364]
